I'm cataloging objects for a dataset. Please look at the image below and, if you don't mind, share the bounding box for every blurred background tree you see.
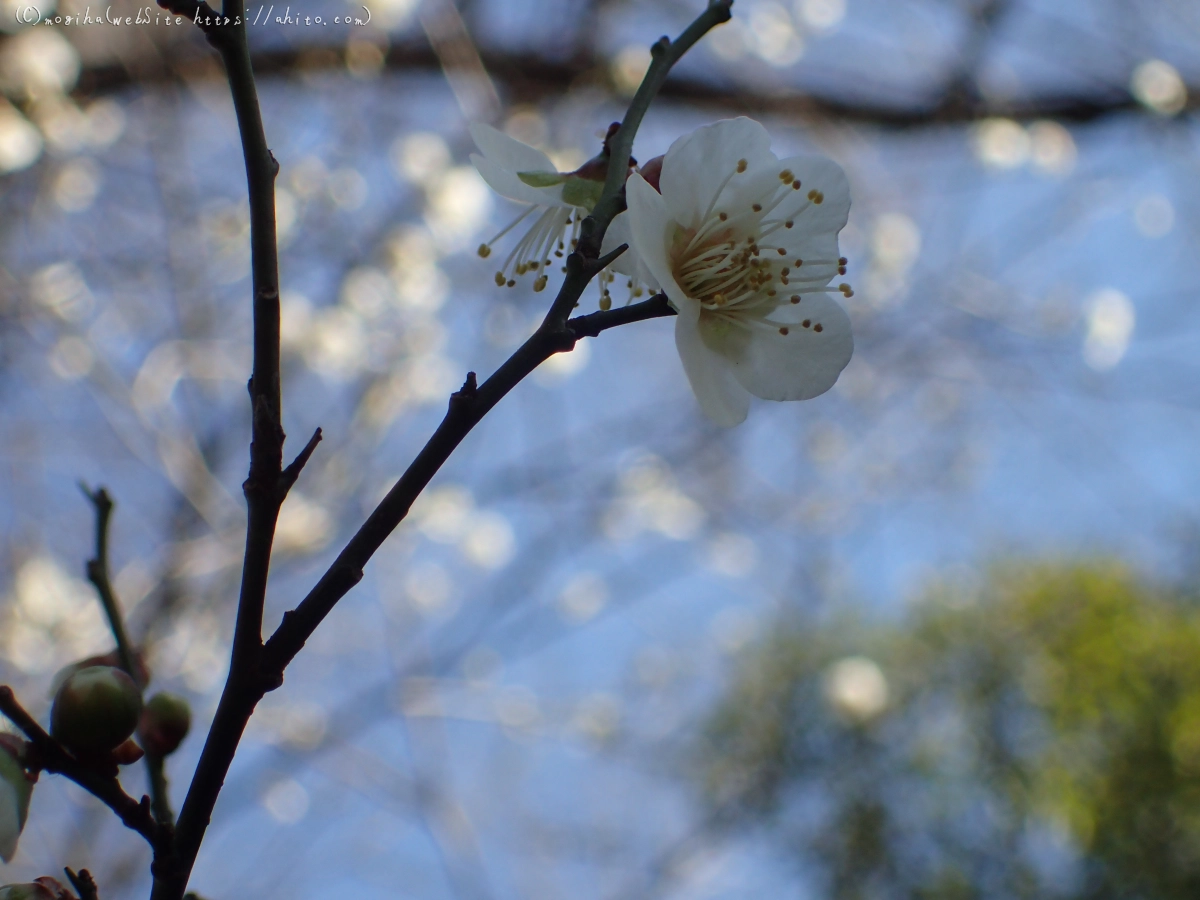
[702,562,1200,899]
[1,0,1199,896]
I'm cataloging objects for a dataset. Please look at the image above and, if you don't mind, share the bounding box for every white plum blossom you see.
[611,118,854,426]
[470,123,607,293]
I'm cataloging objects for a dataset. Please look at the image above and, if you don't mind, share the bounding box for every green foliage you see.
[699,561,1200,899]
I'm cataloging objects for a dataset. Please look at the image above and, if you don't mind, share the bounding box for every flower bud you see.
[0,877,75,900]
[49,650,150,699]
[50,666,142,757]
[637,155,664,192]
[138,693,192,757]
[0,738,33,864]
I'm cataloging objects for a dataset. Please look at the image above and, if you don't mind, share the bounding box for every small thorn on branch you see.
[279,427,323,498]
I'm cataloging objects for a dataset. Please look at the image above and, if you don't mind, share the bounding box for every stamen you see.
[814,323,824,332]
[478,244,492,258]
[779,327,789,335]
[737,159,747,173]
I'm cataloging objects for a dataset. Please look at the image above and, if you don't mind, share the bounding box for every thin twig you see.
[279,427,323,498]
[79,486,177,828]
[79,485,140,685]
[0,687,158,846]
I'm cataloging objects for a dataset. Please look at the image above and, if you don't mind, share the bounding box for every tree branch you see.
[151,1,288,896]
[149,5,725,899]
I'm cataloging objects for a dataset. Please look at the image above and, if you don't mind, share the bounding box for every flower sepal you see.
[0,736,34,864]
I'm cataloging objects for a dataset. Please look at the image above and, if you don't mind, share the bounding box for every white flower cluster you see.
[471,117,854,426]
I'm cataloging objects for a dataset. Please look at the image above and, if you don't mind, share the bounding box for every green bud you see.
[138,692,192,756]
[0,878,73,900]
[50,666,142,757]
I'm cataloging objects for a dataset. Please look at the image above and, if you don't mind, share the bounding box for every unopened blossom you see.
[0,736,33,864]
[613,118,854,426]
[470,123,611,293]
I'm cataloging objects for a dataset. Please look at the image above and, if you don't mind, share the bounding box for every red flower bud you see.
[138,692,192,757]
[638,155,664,192]
[50,666,142,757]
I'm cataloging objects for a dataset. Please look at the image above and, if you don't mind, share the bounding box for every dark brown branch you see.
[0,687,158,846]
[73,42,1200,130]
[152,2,286,897]
[567,292,676,338]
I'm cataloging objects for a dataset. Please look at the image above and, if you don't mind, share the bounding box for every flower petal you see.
[721,294,853,401]
[772,155,851,235]
[659,118,774,228]
[676,314,750,426]
[600,212,661,290]
[626,174,694,320]
[771,234,843,291]
[469,123,557,175]
[471,153,566,206]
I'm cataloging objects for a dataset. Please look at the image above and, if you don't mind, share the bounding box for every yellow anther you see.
[839,282,852,294]
[807,189,819,201]
[599,295,612,311]
[534,275,548,292]
[737,159,748,173]
[495,272,506,286]
[779,169,794,182]
[478,243,491,258]
[814,192,824,204]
